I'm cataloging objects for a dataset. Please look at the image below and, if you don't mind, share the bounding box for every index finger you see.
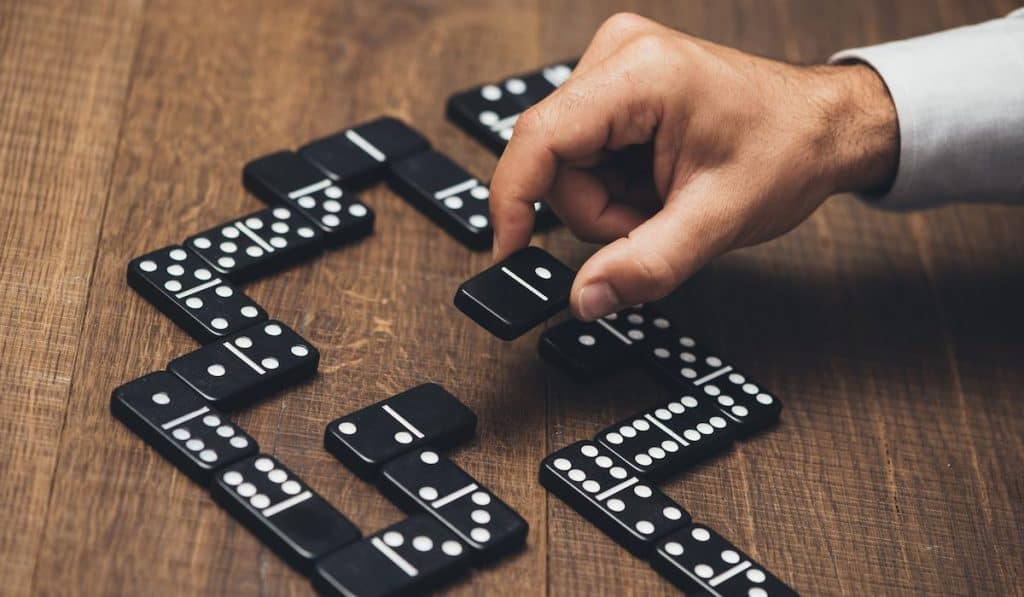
[490,61,657,260]
[488,105,560,260]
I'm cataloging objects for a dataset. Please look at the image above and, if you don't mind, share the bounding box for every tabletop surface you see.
[2,0,1022,595]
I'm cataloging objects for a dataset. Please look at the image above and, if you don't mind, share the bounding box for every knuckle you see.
[624,32,670,61]
[598,12,649,40]
[513,106,546,138]
[556,86,592,113]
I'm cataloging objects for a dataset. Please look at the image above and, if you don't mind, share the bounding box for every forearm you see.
[810,64,899,197]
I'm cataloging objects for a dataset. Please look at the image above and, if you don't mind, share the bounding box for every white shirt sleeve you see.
[830,9,1024,210]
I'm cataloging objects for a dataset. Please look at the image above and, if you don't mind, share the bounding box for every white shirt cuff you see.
[829,11,1024,210]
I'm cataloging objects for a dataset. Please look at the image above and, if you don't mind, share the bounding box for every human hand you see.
[489,13,898,321]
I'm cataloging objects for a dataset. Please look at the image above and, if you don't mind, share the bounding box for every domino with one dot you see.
[537,316,636,380]
[168,320,319,411]
[324,383,477,480]
[380,447,528,564]
[110,371,258,484]
[455,246,575,340]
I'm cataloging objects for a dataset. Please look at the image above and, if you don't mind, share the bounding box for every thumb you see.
[570,193,737,321]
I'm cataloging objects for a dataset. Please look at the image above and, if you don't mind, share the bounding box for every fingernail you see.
[578,282,621,321]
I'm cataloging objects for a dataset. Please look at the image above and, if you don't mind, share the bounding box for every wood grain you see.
[1,1,1020,595]
[0,1,144,594]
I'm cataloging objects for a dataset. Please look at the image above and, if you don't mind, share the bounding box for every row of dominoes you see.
[115,53,794,594]
[131,58,583,346]
[451,246,783,464]
[130,56,583,347]
[543,438,795,596]
[321,383,529,591]
[113,59,581,594]
[540,304,783,444]
[538,307,796,595]
[449,244,796,593]
[130,115,519,348]
[113,376,527,595]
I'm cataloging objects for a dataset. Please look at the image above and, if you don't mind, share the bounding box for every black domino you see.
[168,320,319,411]
[380,448,528,564]
[454,246,574,340]
[645,331,781,437]
[185,206,323,283]
[651,524,798,596]
[539,441,690,556]
[388,150,558,250]
[299,116,430,189]
[446,61,575,155]
[597,305,670,352]
[537,317,635,380]
[313,514,471,597]
[243,150,374,247]
[110,371,258,483]
[601,306,783,436]
[210,454,361,574]
[388,150,494,249]
[595,394,735,480]
[127,245,267,343]
[324,383,476,480]
[505,63,575,108]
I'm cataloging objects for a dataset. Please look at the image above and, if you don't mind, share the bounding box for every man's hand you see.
[489,13,898,321]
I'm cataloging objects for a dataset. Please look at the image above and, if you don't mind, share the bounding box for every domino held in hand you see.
[455,246,574,340]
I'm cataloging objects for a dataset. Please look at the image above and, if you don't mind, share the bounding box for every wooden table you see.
[2,1,1021,594]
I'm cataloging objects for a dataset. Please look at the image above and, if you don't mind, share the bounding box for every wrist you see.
[808,64,899,196]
